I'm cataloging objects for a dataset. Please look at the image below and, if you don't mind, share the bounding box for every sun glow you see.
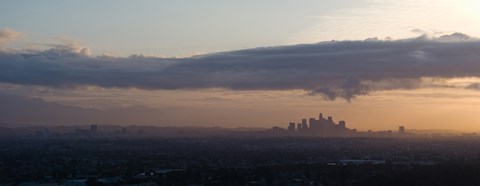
[463,1,480,17]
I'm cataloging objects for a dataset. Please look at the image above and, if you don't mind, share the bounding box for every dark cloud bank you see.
[1,33,480,101]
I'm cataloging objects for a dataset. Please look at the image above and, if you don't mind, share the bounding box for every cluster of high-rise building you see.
[286,113,356,136]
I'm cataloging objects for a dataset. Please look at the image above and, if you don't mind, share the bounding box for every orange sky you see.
[28,85,480,132]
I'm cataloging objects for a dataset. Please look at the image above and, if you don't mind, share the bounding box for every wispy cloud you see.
[1,31,480,101]
[0,28,23,47]
[290,0,480,44]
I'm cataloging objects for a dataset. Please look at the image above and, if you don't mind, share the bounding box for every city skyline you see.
[2,1,480,131]
[5,1,480,185]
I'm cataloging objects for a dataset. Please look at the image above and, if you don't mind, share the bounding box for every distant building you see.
[75,125,98,136]
[271,126,286,133]
[297,123,302,131]
[301,119,308,129]
[399,126,405,134]
[288,122,296,132]
[308,118,315,128]
[327,116,333,123]
[91,125,98,133]
[339,121,346,129]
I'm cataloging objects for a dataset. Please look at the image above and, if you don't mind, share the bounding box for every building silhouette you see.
[301,119,308,130]
[91,124,98,133]
[288,122,296,132]
[399,126,405,134]
[286,113,356,136]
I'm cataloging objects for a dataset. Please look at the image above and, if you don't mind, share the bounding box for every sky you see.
[1,0,480,131]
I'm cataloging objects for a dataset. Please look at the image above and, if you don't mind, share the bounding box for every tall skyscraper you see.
[301,119,308,129]
[399,126,405,134]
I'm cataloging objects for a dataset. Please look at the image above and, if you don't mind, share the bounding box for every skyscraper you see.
[288,122,296,132]
[339,121,346,128]
[399,126,405,134]
[301,119,308,129]
[309,118,316,128]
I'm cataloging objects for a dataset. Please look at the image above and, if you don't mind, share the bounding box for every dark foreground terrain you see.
[2,136,480,185]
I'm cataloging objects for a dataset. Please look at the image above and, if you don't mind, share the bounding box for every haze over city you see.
[6,1,480,186]
[2,0,480,131]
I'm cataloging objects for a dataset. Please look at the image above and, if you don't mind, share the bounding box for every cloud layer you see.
[1,33,480,100]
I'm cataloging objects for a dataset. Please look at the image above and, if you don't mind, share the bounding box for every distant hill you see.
[0,93,164,126]
[406,129,466,134]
